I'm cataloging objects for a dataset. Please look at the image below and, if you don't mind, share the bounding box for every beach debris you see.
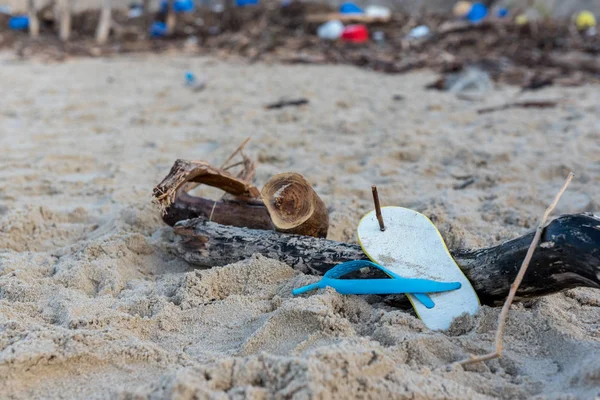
[95,0,112,45]
[149,21,168,37]
[407,25,430,39]
[265,98,309,109]
[339,2,363,14]
[515,14,528,25]
[317,20,344,40]
[236,0,259,7]
[160,0,195,13]
[453,1,471,18]
[128,3,144,18]
[4,3,598,87]
[0,5,11,14]
[575,10,596,31]
[427,67,491,94]
[168,211,600,307]
[153,140,328,237]
[357,203,479,330]
[467,2,488,23]
[477,100,557,114]
[365,5,390,19]
[8,16,29,31]
[372,30,385,43]
[292,260,461,306]
[184,71,206,91]
[341,24,368,43]
[26,0,39,37]
[262,173,329,238]
[496,7,509,18]
[455,173,574,366]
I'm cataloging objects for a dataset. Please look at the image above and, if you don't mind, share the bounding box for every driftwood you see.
[95,0,112,45]
[169,213,600,306]
[154,156,330,237]
[58,0,71,42]
[305,13,390,24]
[27,0,40,38]
[262,173,329,238]
[477,100,558,114]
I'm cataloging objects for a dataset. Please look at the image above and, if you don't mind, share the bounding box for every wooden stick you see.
[58,0,71,42]
[221,137,251,169]
[166,0,176,36]
[27,0,40,38]
[455,173,574,367]
[371,185,385,231]
[95,0,112,45]
[305,13,391,24]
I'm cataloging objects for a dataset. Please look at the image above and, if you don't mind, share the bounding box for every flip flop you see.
[292,260,462,308]
[358,206,480,331]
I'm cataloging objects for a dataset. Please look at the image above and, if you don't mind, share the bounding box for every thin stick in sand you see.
[58,0,72,42]
[455,172,574,367]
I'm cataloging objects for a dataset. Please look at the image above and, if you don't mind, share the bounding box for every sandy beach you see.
[0,52,599,399]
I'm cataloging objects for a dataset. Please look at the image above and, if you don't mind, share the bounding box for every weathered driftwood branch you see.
[169,213,600,306]
[153,159,261,213]
[154,157,330,237]
[58,0,71,42]
[95,0,112,45]
[162,190,272,229]
[262,173,329,238]
[27,0,40,38]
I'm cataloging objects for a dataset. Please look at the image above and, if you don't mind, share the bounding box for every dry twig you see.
[455,172,574,367]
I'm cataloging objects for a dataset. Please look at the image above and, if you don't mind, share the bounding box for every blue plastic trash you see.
[149,21,168,37]
[340,2,364,14]
[9,15,29,31]
[185,71,196,84]
[292,260,462,309]
[467,2,488,23]
[236,0,259,7]
[496,7,509,18]
[160,0,195,13]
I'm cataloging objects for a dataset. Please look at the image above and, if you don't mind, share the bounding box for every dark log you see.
[162,190,272,229]
[169,213,600,306]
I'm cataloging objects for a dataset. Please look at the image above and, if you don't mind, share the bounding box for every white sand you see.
[0,53,599,399]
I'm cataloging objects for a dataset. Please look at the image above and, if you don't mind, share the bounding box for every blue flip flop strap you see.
[318,277,461,295]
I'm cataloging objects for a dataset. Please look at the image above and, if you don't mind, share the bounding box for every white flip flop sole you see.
[357,206,480,331]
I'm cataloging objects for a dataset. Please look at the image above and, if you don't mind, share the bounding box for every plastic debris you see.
[339,2,364,14]
[160,0,195,13]
[0,5,12,14]
[407,25,430,39]
[236,0,259,7]
[341,24,368,43]
[372,30,385,43]
[365,5,390,19]
[445,67,491,94]
[496,7,509,18]
[467,2,487,23]
[453,1,472,18]
[575,11,596,30]
[515,14,528,26]
[185,71,206,92]
[317,20,344,40]
[149,21,168,37]
[9,16,29,31]
[128,3,144,18]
